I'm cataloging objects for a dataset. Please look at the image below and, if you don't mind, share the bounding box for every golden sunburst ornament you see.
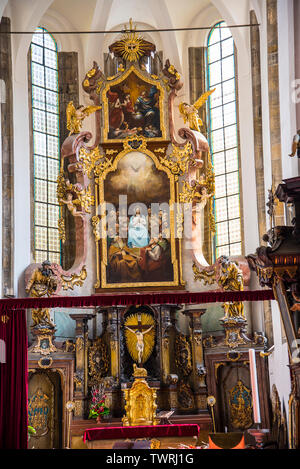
[115,20,145,62]
[110,18,155,63]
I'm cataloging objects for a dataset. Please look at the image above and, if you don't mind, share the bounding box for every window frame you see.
[30,27,61,264]
[206,21,243,260]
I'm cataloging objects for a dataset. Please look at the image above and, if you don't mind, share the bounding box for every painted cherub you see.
[66,101,101,135]
[179,88,215,133]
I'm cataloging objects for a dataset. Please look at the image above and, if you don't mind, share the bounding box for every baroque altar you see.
[23,20,271,448]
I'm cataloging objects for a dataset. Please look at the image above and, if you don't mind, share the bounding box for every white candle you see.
[249,348,261,424]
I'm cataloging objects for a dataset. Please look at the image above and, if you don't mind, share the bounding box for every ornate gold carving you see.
[75,337,84,352]
[132,363,148,378]
[38,357,53,369]
[177,382,194,410]
[122,365,159,426]
[124,313,155,364]
[88,338,109,386]
[159,142,192,179]
[58,216,66,243]
[31,308,55,329]
[74,400,83,417]
[178,89,215,133]
[60,266,87,291]
[57,173,95,215]
[193,263,216,285]
[229,380,253,430]
[150,439,161,449]
[175,334,192,376]
[78,146,115,183]
[31,332,57,355]
[91,215,101,242]
[226,351,241,362]
[202,335,216,348]
[1,314,9,324]
[105,149,118,156]
[66,101,101,135]
[123,134,147,152]
[110,19,155,63]
[78,146,104,178]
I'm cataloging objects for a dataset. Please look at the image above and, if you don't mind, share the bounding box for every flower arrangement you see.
[88,385,109,420]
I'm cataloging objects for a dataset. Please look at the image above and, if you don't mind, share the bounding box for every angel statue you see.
[66,101,101,135]
[178,88,215,133]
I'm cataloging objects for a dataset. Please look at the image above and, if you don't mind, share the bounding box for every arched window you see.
[30,27,61,264]
[207,21,242,258]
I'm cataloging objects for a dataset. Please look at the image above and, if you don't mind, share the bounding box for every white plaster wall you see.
[277,0,298,179]
[268,300,291,424]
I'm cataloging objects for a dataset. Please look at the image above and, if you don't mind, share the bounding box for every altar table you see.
[83,424,200,449]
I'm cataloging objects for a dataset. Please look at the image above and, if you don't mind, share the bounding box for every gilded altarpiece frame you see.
[92,66,183,291]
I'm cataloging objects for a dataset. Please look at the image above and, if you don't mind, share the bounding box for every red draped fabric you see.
[0,309,28,449]
[83,424,200,442]
[0,289,274,311]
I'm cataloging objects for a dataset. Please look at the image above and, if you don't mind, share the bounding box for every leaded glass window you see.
[207,21,242,258]
[30,27,61,264]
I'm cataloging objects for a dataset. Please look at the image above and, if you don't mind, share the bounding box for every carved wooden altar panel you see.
[205,350,270,432]
[28,358,74,449]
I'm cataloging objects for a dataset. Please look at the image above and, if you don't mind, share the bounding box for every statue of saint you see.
[26,260,58,298]
[289,130,300,157]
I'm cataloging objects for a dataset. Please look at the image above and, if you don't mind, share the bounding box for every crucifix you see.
[124,313,154,364]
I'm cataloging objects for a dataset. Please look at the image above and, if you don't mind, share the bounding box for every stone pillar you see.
[70,313,95,419]
[294,0,300,132]
[250,10,274,346]
[58,52,79,271]
[267,0,284,225]
[184,308,207,412]
[250,11,267,243]
[0,17,14,297]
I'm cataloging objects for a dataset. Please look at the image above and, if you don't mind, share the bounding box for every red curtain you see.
[0,289,274,311]
[0,309,28,449]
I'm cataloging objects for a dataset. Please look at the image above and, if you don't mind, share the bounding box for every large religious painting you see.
[97,144,179,289]
[102,67,165,142]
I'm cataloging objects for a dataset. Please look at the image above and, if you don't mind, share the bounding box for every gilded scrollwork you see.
[159,142,192,180]
[177,382,194,410]
[60,266,87,291]
[91,215,101,242]
[58,216,66,244]
[88,337,109,387]
[57,173,95,215]
[192,263,216,285]
[175,333,192,376]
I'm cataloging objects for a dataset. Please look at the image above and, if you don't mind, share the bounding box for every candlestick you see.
[249,348,261,424]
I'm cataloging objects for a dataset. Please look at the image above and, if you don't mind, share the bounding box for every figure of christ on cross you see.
[125,314,154,364]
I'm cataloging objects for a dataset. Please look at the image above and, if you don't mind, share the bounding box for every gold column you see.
[267,0,284,225]
[184,309,207,412]
[107,307,123,381]
[70,313,95,419]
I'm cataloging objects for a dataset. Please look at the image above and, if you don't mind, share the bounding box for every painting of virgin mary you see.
[127,207,149,248]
